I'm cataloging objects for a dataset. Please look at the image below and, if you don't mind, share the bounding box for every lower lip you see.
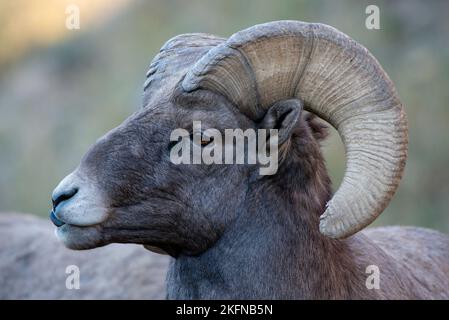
[50,210,66,227]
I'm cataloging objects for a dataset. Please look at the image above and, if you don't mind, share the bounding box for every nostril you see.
[52,187,78,210]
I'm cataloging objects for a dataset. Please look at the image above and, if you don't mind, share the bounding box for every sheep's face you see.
[51,89,260,254]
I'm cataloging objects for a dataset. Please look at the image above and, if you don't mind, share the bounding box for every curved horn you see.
[182,21,408,239]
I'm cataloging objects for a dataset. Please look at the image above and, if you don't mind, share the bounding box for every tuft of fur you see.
[304,112,329,142]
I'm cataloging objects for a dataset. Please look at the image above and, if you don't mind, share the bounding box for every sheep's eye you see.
[191,132,213,147]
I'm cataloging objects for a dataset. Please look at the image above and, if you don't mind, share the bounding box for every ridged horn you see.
[182,20,408,239]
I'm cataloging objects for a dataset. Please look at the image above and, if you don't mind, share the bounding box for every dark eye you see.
[168,133,213,152]
[191,132,213,147]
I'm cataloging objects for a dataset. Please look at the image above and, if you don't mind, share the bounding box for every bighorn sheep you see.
[5,20,449,299]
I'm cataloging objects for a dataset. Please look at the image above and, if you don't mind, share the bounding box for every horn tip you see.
[319,214,355,239]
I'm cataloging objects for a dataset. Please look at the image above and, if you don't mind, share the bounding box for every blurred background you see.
[0,0,448,231]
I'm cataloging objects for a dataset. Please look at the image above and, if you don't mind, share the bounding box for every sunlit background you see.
[1,0,448,231]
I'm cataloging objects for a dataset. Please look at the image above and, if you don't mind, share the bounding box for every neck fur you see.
[166,118,374,299]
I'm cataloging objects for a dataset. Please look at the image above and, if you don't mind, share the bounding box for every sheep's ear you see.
[259,99,302,145]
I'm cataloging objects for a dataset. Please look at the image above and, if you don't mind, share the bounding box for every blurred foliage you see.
[0,0,130,66]
[0,0,448,232]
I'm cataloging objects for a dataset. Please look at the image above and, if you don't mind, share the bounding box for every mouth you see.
[50,209,105,229]
[51,214,105,250]
[50,170,111,249]
[50,210,65,227]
